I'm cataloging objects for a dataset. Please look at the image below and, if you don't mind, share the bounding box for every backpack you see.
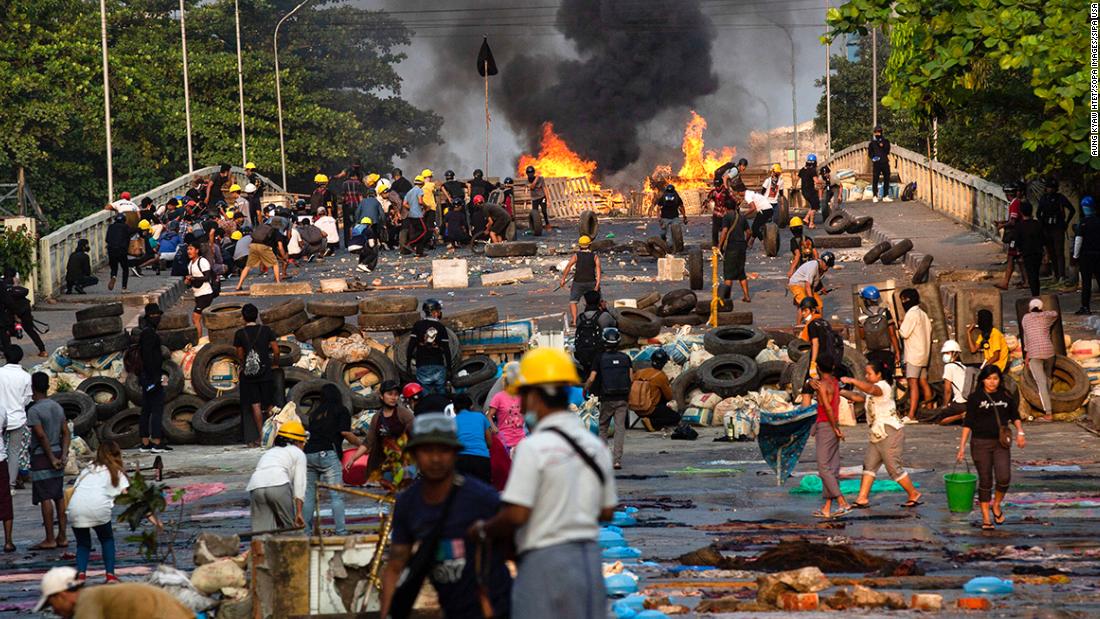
[251,223,274,244]
[596,353,632,399]
[628,374,660,416]
[862,306,892,351]
[170,250,189,276]
[901,182,917,201]
[812,318,845,367]
[123,343,143,377]
[574,310,603,353]
[947,361,979,400]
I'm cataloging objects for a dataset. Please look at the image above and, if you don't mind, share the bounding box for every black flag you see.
[477,37,498,76]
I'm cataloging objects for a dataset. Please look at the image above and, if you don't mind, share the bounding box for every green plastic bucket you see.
[944,464,978,513]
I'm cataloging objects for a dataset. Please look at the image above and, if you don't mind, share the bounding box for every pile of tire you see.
[66,303,130,361]
[824,210,874,235]
[69,358,188,449]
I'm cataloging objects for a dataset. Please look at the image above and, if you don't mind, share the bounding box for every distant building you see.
[747,120,830,171]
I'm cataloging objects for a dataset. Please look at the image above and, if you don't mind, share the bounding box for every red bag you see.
[489,436,511,491]
[342,448,370,486]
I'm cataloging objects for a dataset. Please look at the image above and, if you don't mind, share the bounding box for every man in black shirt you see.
[467,169,494,204]
[441,170,466,212]
[234,304,280,447]
[655,184,686,243]
[719,184,751,303]
[390,168,413,199]
[1073,197,1100,314]
[64,239,97,294]
[105,214,131,291]
[137,304,169,453]
[868,126,892,202]
[1036,179,1075,282]
[484,199,511,243]
[1015,201,1045,297]
[205,164,231,208]
[797,155,820,228]
[560,236,601,322]
[586,327,633,470]
[406,299,452,395]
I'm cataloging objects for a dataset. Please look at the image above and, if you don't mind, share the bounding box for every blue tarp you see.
[757,405,818,486]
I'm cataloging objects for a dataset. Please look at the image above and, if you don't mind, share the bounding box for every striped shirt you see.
[1021,310,1059,359]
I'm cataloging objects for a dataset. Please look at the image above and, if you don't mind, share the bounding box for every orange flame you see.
[516,123,599,185]
[675,111,735,188]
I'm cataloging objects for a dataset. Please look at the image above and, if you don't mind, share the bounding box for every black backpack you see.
[813,318,846,367]
[251,223,274,244]
[574,310,603,353]
[596,352,632,399]
[901,182,917,201]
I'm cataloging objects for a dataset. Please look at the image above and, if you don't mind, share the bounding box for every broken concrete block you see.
[825,585,906,610]
[481,267,534,287]
[432,259,469,289]
[318,278,348,293]
[193,532,241,566]
[614,299,638,309]
[776,566,831,593]
[910,593,944,611]
[250,282,312,296]
[216,595,253,619]
[956,597,992,610]
[191,558,246,595]
[779,591,819,611]
[657,256,685,281]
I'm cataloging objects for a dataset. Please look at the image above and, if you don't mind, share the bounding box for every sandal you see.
[992,508,1006,524]
[851,501,871,510]
[981,522,995,530]
[832,506,851,518]
[900,498,924,508]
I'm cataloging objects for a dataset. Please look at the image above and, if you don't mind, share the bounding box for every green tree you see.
[825,0,1096,188]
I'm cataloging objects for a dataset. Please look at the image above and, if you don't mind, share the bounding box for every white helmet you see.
[375,179,392,193]
[941,339,962,354]
[244,183,257,193]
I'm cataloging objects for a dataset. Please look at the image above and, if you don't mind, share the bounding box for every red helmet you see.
[402,383,424,399]
[472,195,485,205]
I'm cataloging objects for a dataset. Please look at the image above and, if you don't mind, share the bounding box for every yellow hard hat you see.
[771,164,782,173]
[360,216,373,225]
[225,210,235,219]
[376,179,391,193]
[578,235,592,246]
[276,420,308,442]
[507,348,581,394]
[420,168,433,178]
[789,216,804,227]
[314,173,329,184]
[229,184,242,193]
[366,173,380,186]
[231,231,243,240]
[138,219,151,230]
[244,162,257,170]
[413,175,424,184]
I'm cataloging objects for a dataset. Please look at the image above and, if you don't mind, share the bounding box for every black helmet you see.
[737,158,749,167]
[525,166,535,174]
[820,251,836,268]
[473,169,483,179]
[650,348,670,369]
[873,125,883,133]
[665,184,675,192]
[422,299,442,316]
[379,379,401,394]
[445,170,455,180]
[799,296,819,310]
[504,177,514,184]
[602,327,621,345]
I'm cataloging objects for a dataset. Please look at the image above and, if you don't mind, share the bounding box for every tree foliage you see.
[0,0,441,227]
[825,0,1094,186]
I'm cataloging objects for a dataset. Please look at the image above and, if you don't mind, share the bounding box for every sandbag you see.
[261,402,301,449]
[680,406,713,427]
[687,389,722,410]
[190,558,246,595]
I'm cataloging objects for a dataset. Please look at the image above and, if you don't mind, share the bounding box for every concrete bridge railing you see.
[826,142,1008,240]
[37,166,283,298]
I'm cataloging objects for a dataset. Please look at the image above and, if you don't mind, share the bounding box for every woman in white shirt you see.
[840,359,923,510]
[246,421,308,532]
[184,242,215,337]
[313,208,340,256]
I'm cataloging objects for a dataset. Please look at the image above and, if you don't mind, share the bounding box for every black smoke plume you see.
[500,0,718,173]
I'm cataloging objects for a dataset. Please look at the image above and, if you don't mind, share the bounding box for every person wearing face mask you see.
[916,340,971,425]
[471,348,617,619]
[787,251,835,324]
[655,184,686,244]
[897,288,933,424]
[786,217,816,278]
[797,155,820,228]
[135,304,169,453]
[525,166,550,229]
[856,286,901,372]
[1072,196,1100,314]
[868,126,892,202]
[966,308,1009,371]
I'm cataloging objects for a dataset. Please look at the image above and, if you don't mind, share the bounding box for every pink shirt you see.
[488,391,526,449]
[1021,310,1059,359]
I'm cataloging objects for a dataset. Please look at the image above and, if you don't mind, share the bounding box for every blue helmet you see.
[860,286,881,302]
[806,154,817,163]
[1082,196,1095,215]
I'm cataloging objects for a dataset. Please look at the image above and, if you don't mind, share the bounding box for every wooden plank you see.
[250,281,312,296]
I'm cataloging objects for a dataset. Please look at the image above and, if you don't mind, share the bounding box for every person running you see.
[381,414,512,619]
[868,126,892,202]
[349,217,379,272]
[956,364,1025,530]
[135,304,169,453]
[917,340,971,425]
[246,420,307,532]
[798,154,820,228]
[655,184,686,243]
[486,363,526,454]
[302,384,354,536]
[995,181,1025,291]
[105,214,131,291]
[572,290,616,380]
[718,183,752,303]
[27,372,69,550]
[406,299,452,395]
[586,328,633,470]
[473,348,616,619]
[1015,201,1044,297]
[561,236,601,322]
[966,308,1009,371]
[183,243,214,337]
[744,187,773,250]
[1020,298,1060,422]
[841,360,923,510]
[705,178,731,247]
[235,218,284,290]
[234,304,279,447]
[526,165,550,229]
[0,418,13,551]
[67,441,136,583]
[809,356,850,519]
[856,286,901,372]
[628,348,677,431]
[453,393,493,484]
[1072,196,1100,314]
[1037,179,1075,283]
[33,566,193,618]
[897,288,933,423]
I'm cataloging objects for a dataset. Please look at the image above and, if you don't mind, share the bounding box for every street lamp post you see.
[234,0,247,165]
[825,0,832,158]
[98,0,114,202]
[179,0,194,173]
[274,0,313,190]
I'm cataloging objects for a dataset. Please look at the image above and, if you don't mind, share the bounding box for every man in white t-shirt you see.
[897,288,933,423]
[743,189,773,249]
[0,346,32,491]
[917,339,969,425]
[474,348,616,619]
[110,192,138,213]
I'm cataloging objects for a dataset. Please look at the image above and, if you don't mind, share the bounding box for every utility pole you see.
[825,0,832,158]
[234,0,247,165]
[179,0,194,173]
[871,27,878,128]
[275,0,313,190]
[98,0,114,202]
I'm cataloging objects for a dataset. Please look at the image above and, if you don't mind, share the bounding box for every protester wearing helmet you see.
[761,163,786,218]
[584,329,633,470]
[868,125,893,202]
[1036,179,1076,283]
[469,168,494,205]
[474,347,617,619]
[406,300,452,395]
[1073,195,1100,314]
[787,250,834,322]
[419,169,439,249]
[345,379,415,480]
[244,162,265,213]
[246,419,307,532]
[786,215,818,280]
[920,339,971,424]
[354,182,386,250]
[655,183,687,245]
[442,190,471,248]
[403,175,430,257]
[856,285,901,373]
[629,348,677,432]
[349,214,379,272]
[441,169,467,212]
[309,173,339,247]
[500,176,516,216]
[797,154,821,228]
[561,235,602,322]
[525,165,550,228]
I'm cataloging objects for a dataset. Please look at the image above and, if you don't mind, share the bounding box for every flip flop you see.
[900,499,924,508]
[981,523,995,530]
[812,510,831,518]
[851,502,871,509]
[992,509,1006,524]
[832,506,851,518]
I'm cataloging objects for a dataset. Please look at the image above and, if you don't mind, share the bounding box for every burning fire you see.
[516,123,599,186]
[675,110,736,187]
